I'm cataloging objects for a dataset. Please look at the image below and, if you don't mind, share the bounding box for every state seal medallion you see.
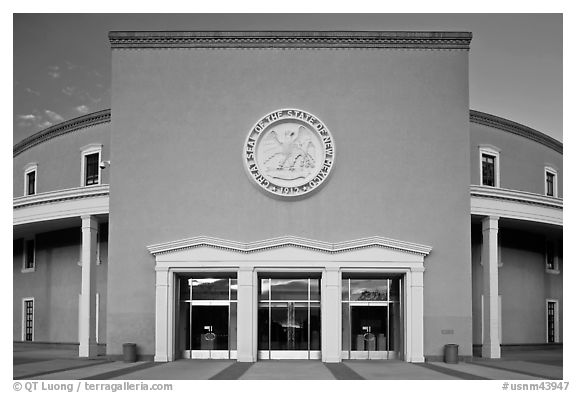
[244,109,335,198]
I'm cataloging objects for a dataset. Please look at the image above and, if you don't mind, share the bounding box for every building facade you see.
[13,31,562,363]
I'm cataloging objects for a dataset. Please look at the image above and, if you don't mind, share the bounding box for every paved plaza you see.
[13,345,562,380]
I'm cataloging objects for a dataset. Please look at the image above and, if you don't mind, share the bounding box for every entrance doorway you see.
[342,275,403,360]
[176,276,237,359]
[258,277,321,359]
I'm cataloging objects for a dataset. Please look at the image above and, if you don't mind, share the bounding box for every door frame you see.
[150,235,430,362]
[256,277,322,360]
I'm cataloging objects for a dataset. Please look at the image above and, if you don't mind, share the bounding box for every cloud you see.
[25,87,40,96]
[16,114,37,128]
[86,93,102,104]
[64,61,77,70]
[38,121,53,128]
[16,109,65,131]
[44,110,64,123]
[75,105,90,114]
[62,86,76,96]
[48,65,61,79]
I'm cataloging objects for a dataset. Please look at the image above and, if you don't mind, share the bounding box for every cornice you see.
[470,185,562,209]
[109,31,472,50]
[147,235,433,257]
[13,185,110,209]
[13,110,111,158]
[470,110,562,154]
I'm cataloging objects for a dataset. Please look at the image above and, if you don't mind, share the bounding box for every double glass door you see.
[258,277,321,359]
[177,276,237,359]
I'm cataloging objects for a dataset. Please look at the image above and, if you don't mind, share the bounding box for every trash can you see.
[122,343,137,363]
[444,344,459,364]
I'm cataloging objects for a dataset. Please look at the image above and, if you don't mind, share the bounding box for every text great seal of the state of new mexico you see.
[244,109,335,198]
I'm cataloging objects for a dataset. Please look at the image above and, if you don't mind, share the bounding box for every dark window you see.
[85,153,99,186]
[546,172,555,196]
[24,240,35,270]
[547,302,556,343]
[482,154,496,187]
[27,171,36,195]
[24,300,34,341]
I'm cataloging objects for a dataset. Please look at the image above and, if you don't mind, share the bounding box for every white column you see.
[154,267,170,362]
[410,267,425,362]
[237,266,256,362]
[79,215,98,358]
[321,267,341,363]
[482,215,501,358]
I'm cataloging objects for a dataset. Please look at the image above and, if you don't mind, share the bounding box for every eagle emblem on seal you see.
[260,125,317,180]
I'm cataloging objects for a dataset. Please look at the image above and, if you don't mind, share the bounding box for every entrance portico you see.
[148,235,431,363]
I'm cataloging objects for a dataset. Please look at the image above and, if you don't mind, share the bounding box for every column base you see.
[154,355,169,362]
[79,343,99,358]
[482,345,501,359]
[237,355,256,363]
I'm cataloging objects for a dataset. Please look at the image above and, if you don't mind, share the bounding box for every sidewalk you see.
[13,347,562,380]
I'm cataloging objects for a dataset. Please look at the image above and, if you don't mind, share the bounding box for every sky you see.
[13,13,563,143]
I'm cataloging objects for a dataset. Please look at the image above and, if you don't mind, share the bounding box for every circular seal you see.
[243,109,335,198]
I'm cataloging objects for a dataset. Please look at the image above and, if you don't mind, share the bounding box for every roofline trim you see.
[470,110,562,154]
[13,108,561,157]
[109,30,472,50]
[13,110,111,157]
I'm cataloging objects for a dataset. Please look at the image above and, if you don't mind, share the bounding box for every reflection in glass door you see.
[176,276,237,359]
[342,276,403,360]
[258,277,321,359]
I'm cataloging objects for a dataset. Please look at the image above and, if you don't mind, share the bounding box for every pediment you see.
[148,235,432,263]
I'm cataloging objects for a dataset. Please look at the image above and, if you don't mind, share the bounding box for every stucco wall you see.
[109,48,472,358]
[13,225,108,344]
[470,122,563,196]
[472,225,563,345]
[13,123,111,198]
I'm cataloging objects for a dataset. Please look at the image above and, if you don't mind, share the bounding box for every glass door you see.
[350,304,388,359]
[258,277,321,359]
[342,276,403,360]
[191,305,229,356]
[177,276,237,359]
[270,302,309,351]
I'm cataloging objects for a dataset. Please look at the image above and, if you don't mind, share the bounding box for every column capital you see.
[154,266,170,272]
[238,265,255,272]
[482,215,499,231]
[81,215,98,229]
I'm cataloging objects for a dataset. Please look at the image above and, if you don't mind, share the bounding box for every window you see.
[22,239,35,272]
[85,153,99,186]
[22,298,34,341]
[24,163,37,196]
[546,300,559,343]
[544,167,558,197]
[80,144,102,187]
[479,146,500,187]
[545,240,559,273]
[27,171,36,195]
